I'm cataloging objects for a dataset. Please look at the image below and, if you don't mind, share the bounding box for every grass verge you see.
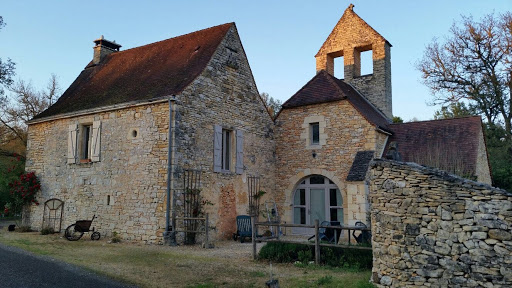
[0,230,374,288]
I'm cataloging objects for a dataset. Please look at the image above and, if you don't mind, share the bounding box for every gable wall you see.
[476,127,492,184]
[275,101,386,226]
[172,25,275,239]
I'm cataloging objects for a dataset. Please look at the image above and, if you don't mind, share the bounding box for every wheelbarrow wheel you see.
[65,224,83,241]
[91,232,101,241]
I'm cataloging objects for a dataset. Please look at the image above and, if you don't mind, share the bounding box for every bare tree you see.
[417,12,512,141]
[0,16,16,97]
[0,76,60,148]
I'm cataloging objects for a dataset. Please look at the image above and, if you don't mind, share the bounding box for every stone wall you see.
[368,159,512,287]
[275,100,387,226]
[25,24,275,243]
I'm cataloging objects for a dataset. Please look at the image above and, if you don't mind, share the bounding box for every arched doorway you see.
[292,175,343,234]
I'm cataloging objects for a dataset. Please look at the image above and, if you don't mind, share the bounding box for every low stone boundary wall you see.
[368,159,512,287]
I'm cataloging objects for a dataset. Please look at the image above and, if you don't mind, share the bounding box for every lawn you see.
[0,229,374,288]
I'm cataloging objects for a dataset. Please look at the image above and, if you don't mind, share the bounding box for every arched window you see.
[292,175,343,233]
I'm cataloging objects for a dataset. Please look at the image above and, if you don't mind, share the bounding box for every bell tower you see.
[315,4,392,119]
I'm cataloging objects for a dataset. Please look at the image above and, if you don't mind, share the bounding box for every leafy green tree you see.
[433,102,474,120]
[485,123,512,192]
[392,116,404,123]
[260,92,282,119]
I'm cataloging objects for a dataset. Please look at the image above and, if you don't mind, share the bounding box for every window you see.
[81,124,93,161]
[67,120,101,164]
[310,122,320,145]
[213,125,244,174]
[222,129,231,171]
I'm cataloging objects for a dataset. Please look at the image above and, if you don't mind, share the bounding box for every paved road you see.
[0,243,134,288]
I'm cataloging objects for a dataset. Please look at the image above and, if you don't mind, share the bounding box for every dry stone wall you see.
[368,159,512,287]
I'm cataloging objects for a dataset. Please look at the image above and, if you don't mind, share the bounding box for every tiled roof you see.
[281,70,390,129]
[386,116,484,178]
[346,151,375,181]
[34,23,233,120]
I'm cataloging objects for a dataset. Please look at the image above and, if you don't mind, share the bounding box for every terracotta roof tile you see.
[34,23,233,119]
[281,70,390,129]
[386,116,484,178]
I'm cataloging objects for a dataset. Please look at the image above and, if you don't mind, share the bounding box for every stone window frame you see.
[301,115,327,149]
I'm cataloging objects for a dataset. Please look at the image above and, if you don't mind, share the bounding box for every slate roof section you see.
[386,116,484,178]
[346,151,375,181]
[281,70,391,129]
[34,23,233,120]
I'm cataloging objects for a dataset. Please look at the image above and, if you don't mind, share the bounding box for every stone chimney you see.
[92,35,121,65]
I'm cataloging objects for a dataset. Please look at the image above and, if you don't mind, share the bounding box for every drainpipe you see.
[165,95,177,245]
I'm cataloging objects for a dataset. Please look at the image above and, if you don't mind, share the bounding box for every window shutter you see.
[235,129,244,174]
[67,124,78,164]
[213,125,222,172]
[91,120,101,162]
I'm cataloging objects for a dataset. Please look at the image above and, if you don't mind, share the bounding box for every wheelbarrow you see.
[64,215,101,241]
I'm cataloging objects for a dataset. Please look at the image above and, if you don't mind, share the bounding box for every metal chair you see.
[308,221,342,244]
[352,221,371,244]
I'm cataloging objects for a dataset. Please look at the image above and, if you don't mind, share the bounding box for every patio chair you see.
[352,221,371,244]
[232,215,253,243]
[308,221,342,244]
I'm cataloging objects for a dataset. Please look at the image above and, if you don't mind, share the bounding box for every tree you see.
[0,75,60,149]
[0,16,16,97]
[433,102,474,120]
[260,92,282,119]
[417,12,512,141]
[392,116,404,123]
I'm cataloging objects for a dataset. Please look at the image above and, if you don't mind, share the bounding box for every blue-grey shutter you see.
[235,129,244,174]
[213,125,222,172]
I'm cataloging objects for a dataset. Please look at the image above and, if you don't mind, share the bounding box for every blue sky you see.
[1,1,510,121]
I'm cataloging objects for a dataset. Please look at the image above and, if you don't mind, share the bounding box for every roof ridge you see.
[105,22,233,57]
[390,115,481,125]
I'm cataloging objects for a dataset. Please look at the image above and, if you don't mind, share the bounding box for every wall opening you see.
[333,56,344,79]
[360,50,373,76]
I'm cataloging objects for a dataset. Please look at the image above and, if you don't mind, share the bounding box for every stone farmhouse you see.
[25,5,491,243]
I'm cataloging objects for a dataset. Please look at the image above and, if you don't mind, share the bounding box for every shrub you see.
[4,171,41,217]
[40,226,54,235]
[17,226,32,232]
[258,242,373,269]
[111,231,121,243]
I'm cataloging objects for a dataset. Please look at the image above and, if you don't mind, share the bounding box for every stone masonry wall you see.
[276,100,386,226]
[174,24,275,239]
[368,159,512,287]
[26,102,170,243]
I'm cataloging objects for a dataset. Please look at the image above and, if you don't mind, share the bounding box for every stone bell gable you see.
[315,4,392,119]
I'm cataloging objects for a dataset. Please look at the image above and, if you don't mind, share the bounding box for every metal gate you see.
[42,198,64,232]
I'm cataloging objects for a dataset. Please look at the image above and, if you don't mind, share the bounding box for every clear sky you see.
[1,0,510,121]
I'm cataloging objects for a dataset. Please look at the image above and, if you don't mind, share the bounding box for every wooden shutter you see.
[213,125,222,172]
[67,124,78,164]
[235,129,244,174]
[91,121,101,162]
